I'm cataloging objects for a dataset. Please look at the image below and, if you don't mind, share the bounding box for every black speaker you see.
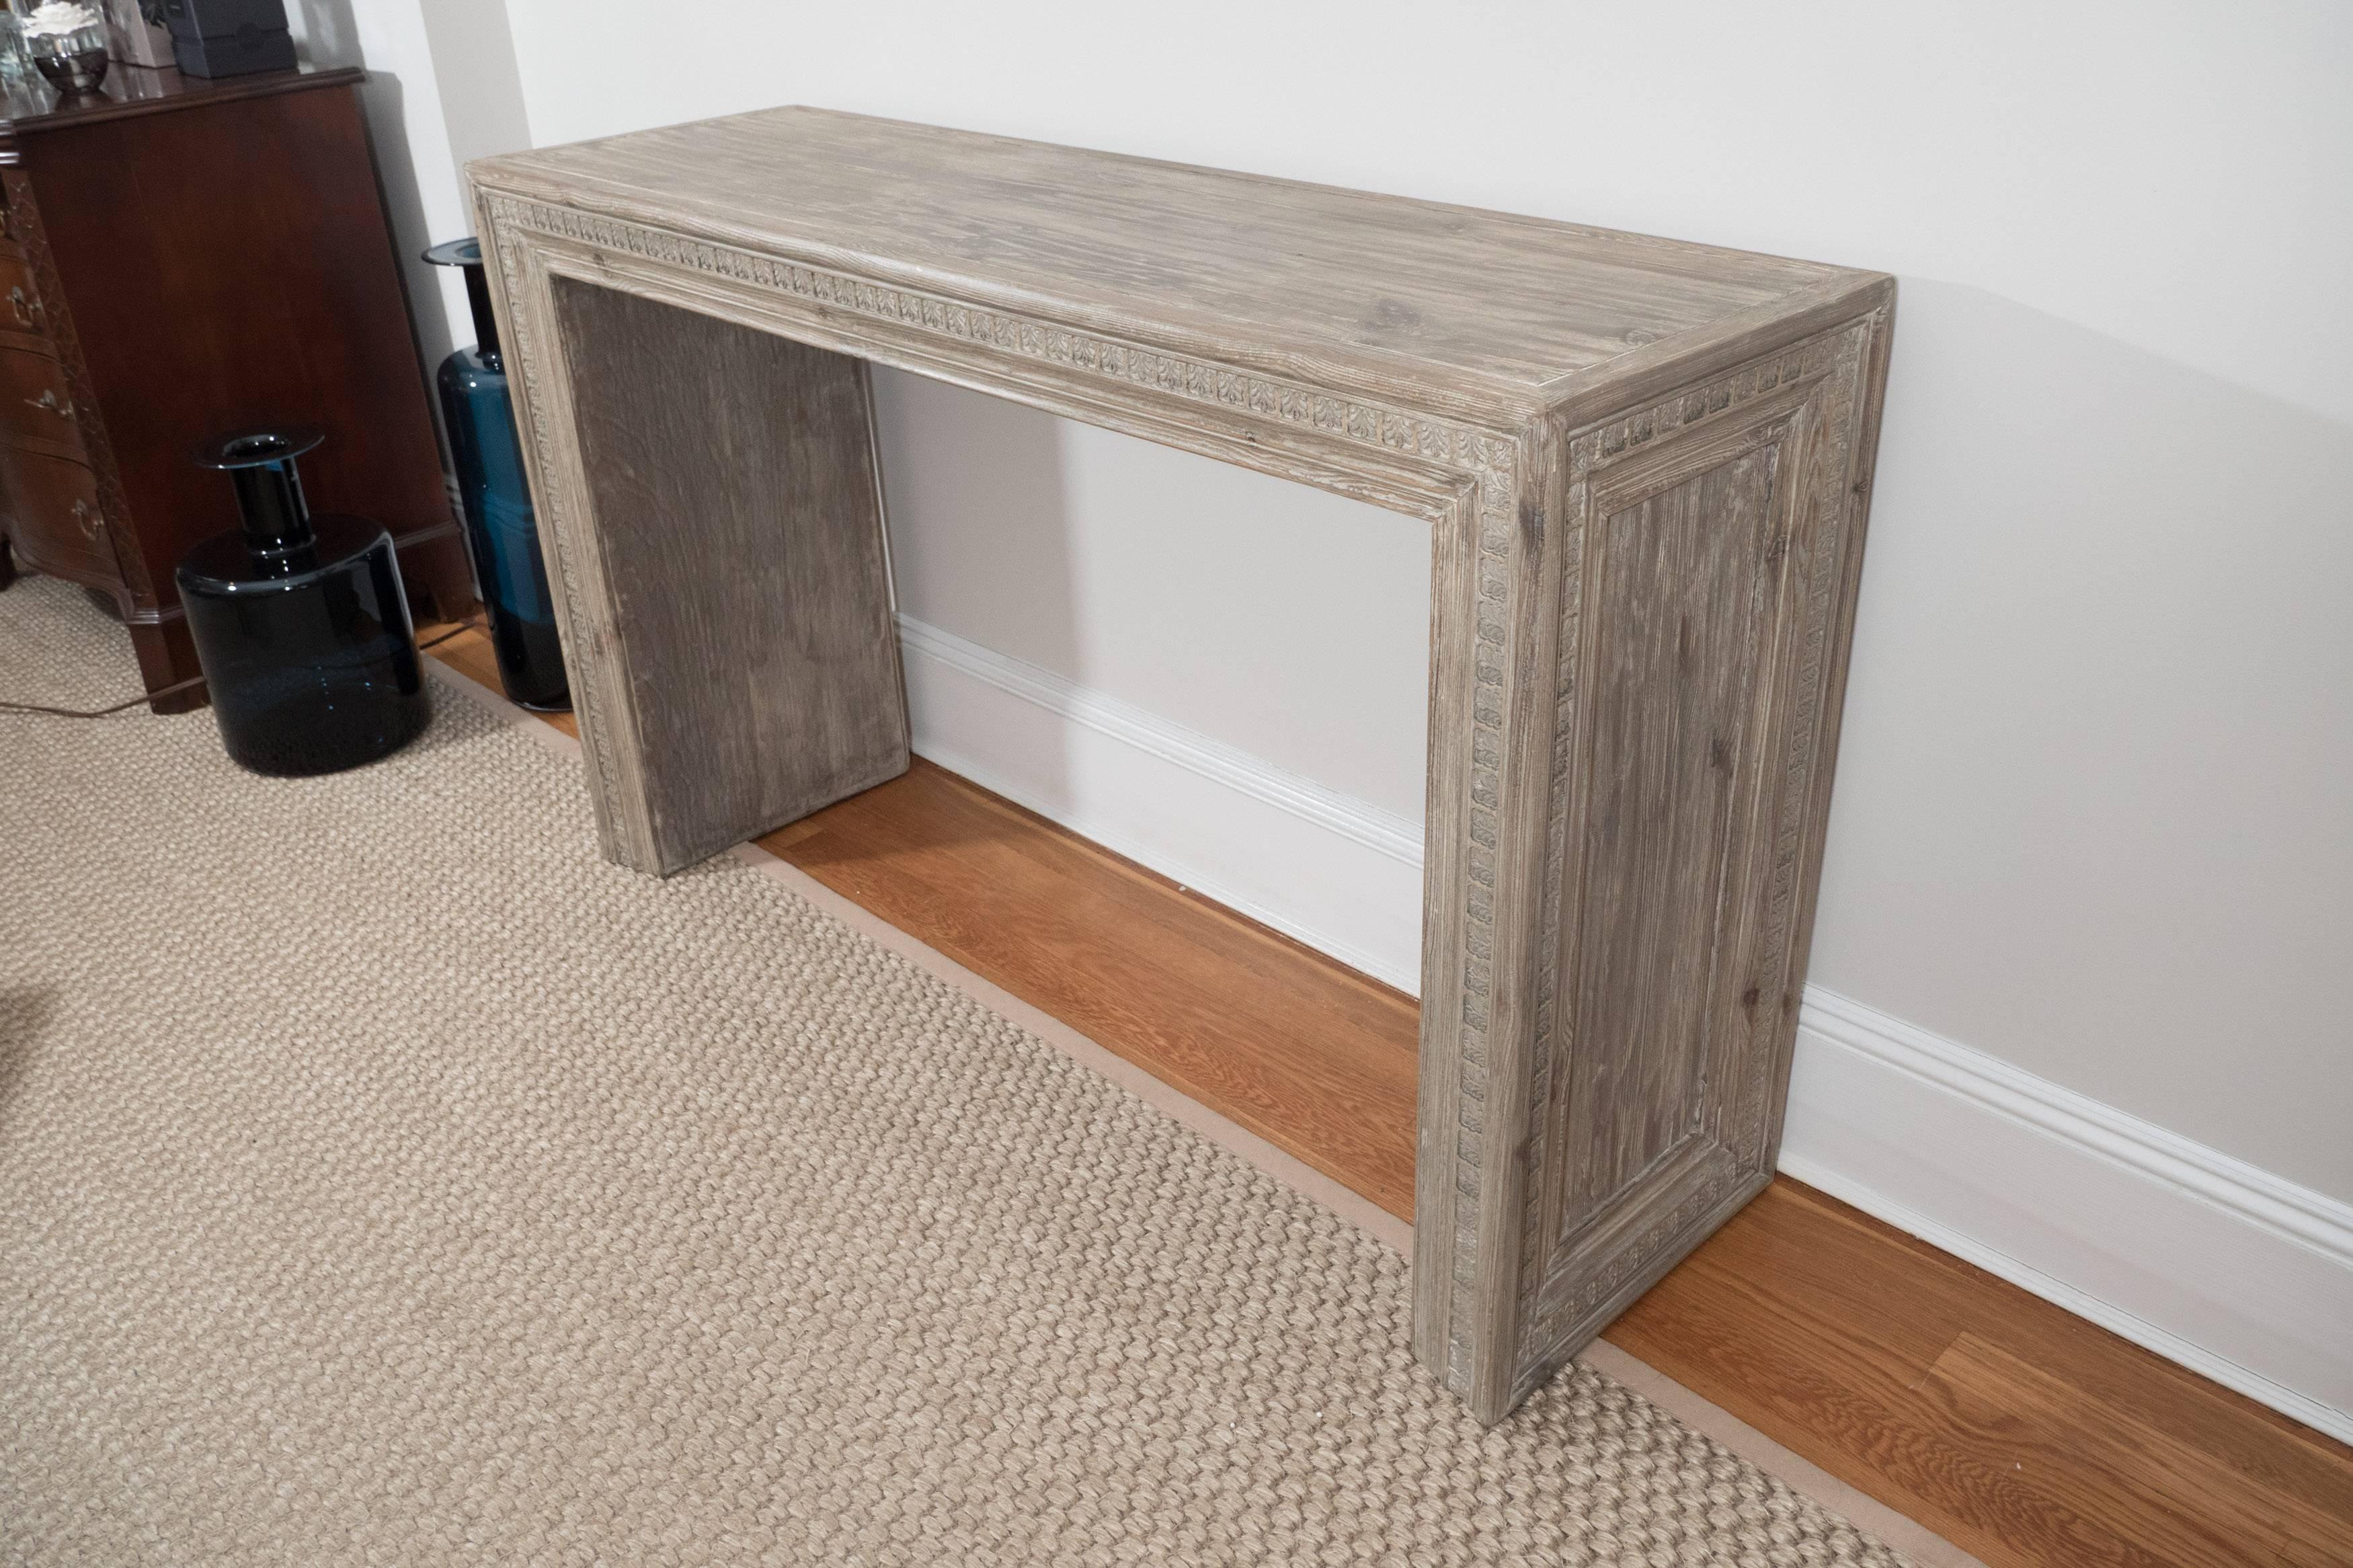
[159,0,296,79]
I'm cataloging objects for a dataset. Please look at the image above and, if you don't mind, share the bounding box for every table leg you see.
[538,279,908,874]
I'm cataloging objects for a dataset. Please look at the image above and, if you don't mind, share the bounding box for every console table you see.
[469,108,1894,1424]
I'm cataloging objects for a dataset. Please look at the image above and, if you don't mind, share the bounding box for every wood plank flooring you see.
[1606,1180,2353,1567]
[757,759,1423,1218]
[427,623,2353,1568]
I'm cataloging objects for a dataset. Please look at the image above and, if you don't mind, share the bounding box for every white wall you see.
[288,0,534,374]
[873,374,1433,821]
[342,0,2353,1428]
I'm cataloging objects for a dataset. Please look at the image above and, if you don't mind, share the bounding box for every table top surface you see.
[472,106,1882,419]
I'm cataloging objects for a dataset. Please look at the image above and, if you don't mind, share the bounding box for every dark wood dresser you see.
[0,65,469,710]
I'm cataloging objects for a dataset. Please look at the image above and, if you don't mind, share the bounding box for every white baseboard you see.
[897,614,1426,992]
[1783,989,2353,1446]
[895,614,2353,1444]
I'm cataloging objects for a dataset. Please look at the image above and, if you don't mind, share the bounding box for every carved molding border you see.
[482,194,1517,482]
[479,216,631,859]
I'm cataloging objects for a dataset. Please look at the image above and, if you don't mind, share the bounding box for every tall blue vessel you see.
[424,237,569,711]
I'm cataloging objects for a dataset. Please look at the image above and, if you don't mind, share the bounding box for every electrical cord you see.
[0,620,483,719]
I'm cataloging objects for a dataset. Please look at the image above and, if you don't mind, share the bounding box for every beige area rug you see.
[1,573,1930,1566]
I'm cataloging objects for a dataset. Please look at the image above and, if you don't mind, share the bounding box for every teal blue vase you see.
[425,238,569,711]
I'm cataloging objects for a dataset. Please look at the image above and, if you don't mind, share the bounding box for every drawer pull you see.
[9,286,42,326]
[24,389,71,420]
[70,499,101,542]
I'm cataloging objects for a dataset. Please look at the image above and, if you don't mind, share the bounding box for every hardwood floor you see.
[1607,1180,2353,1567]
[758,759,1423,1217]
[428,624,2353,1568]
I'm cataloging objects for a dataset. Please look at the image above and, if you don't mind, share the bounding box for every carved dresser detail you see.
[469,107,1895,1423]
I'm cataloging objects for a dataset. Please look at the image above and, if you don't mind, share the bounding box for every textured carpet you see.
[0,573,1912,1566]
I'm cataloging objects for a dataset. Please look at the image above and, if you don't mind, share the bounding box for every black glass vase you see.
[176,427,430,776]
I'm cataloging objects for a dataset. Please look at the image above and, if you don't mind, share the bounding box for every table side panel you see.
[1501,305,1893,1412]
[1555,431,1793,1220]
[551,278,910,873]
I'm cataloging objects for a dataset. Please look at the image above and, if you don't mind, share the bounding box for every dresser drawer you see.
[0,251,52,346]
[0,345,85,458]
[0,444,115,583]
[0,194,22,257]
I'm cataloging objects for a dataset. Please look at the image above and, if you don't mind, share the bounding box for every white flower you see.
[22,0,105,42]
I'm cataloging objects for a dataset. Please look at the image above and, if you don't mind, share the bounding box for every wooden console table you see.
[469,108,1894,1424]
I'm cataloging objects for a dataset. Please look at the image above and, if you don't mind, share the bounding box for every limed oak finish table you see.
[469,108,1894,1424]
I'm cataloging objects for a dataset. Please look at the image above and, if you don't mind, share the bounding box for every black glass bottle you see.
[177,427,430,776]
[425,237,569,711]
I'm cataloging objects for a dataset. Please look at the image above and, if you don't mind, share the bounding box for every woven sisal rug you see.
[0,573,1942,1566]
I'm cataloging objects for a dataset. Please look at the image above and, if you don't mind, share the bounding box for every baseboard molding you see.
[1783,989,2353,1446]
[895,613,2353,1444]
[896,614,1425,992]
